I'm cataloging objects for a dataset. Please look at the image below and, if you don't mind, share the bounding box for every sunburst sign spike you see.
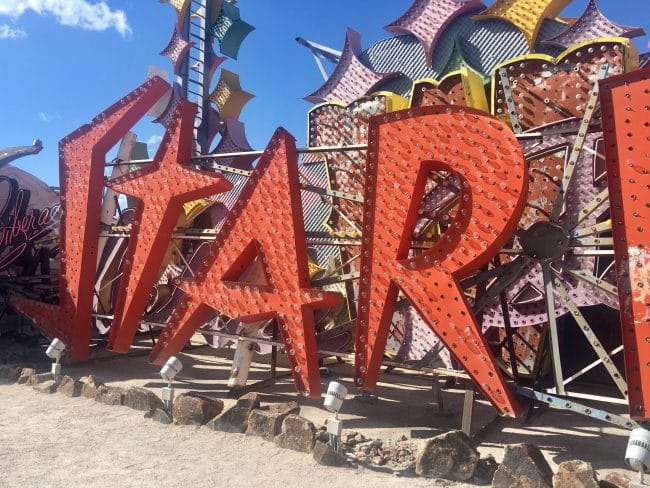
[160,26,194,75]
[440,35,470,77]
[384,0,485,67]
[211,118,256,170]
[209,0,255,59]
[154,82,182,127]
[162,0,191,31]
[305,29,399,104]
[208,69,254,121]
[544,0,645,48]
[474,0,571,48]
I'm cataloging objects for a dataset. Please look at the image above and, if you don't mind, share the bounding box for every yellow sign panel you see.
[474,0,571,48]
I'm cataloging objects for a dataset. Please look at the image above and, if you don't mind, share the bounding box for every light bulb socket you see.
[626,427,650,474]
[323,381,348,413]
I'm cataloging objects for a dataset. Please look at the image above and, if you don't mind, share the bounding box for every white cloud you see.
[0,0,131,37]
[0,23,26,39]
[145,135,163,151]
[38,111,60,123]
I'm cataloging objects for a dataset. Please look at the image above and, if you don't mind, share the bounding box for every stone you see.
[246,401,300,441]
[356,442,373,457]
[274,414,316,453]
[553,460,598,488]
[370,438,418,472]
[415,430,479,481]
[8,366,23,383]
[207,392,260,433]
[17,367,37,384]
[492,443,553,488]
[173,392,224,426]
[233,392,260,410]
[316,426,329,444]
[123,387,164,413]
[312,441,347,466]
[0,365,22,383]
[148,408,173,425]
[372,456,387,466]
[33,380,58,394]
[79,375,103,400]
[28,372,55,386]
[600,472,632,488]
[473,456,499,485]
[343,431,359,445]
[96,385,126,406]
[57,376,82,398]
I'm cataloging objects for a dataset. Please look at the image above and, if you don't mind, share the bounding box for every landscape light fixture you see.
[159,356,183,410]
[45,338,66,379]
[323,381,348,452]
[626,427,650,487]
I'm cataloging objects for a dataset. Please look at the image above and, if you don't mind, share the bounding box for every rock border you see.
[0,363,633,486]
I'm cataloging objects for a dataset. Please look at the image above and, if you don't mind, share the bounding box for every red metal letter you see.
[10,78,170,360]
[107,99,232,352]
[150,128,338,396]
[354,106,527,417]
[600,67,650,420]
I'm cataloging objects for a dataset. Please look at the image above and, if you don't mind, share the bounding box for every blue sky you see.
[0,0,648,186]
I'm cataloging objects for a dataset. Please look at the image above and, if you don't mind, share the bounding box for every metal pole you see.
[193,0,212,155]
[107,144,370,166]
[542,264,565,395]
[178,5,191,100]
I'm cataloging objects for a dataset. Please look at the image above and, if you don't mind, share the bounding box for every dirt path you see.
[0,344,639,487]
[0,384,454,488]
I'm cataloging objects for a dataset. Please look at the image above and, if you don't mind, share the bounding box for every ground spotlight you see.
[323,381,347,452]
[45,338,66,378]
[626,427,650,486]
[160,356,183,410]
